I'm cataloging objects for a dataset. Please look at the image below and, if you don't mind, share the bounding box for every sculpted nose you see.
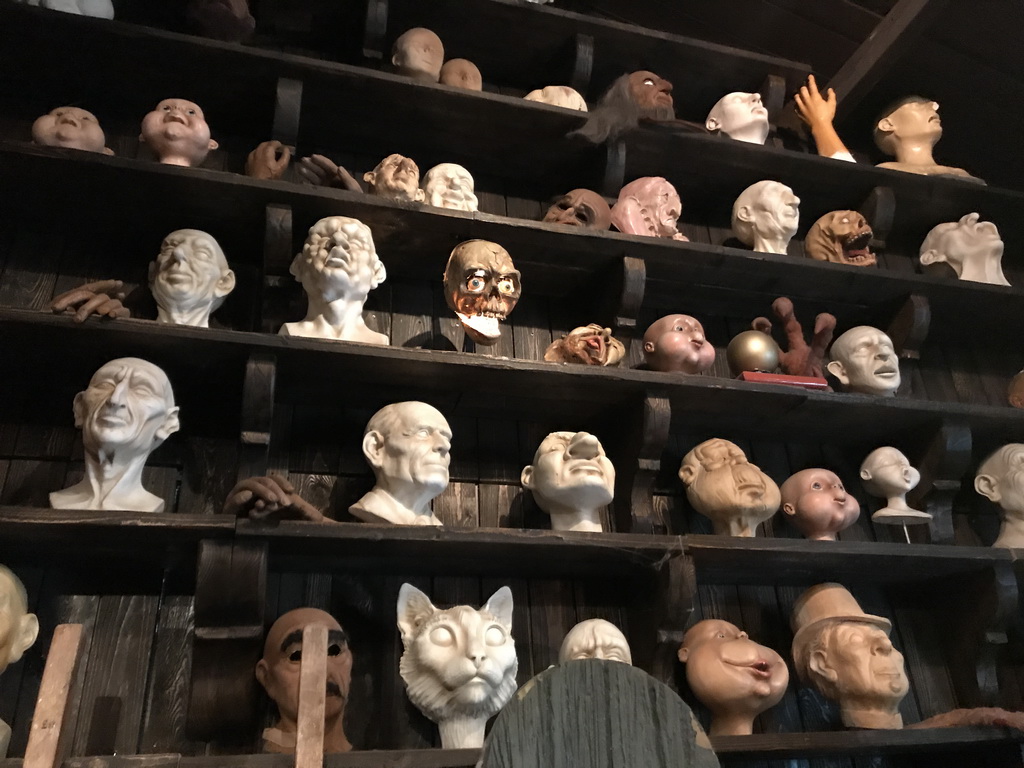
[738,631,748,640]
[466,639,485,665]
[567,432,600,460]
[107,377,130,408]
[435,433,451,456]
[172,246,188,263]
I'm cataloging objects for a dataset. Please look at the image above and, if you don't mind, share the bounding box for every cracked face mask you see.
[443,240,521,345]
[805,210,876,266]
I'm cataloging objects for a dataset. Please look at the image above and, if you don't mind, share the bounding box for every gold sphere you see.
[727,330,781,376]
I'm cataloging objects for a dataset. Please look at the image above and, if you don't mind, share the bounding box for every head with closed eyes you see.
[559,619,632,664]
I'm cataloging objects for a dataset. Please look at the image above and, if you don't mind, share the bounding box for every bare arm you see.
[794,75,851,160]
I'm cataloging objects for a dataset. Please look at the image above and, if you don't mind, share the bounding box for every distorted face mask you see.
[443,240,521,345]
[805,210,875,266]
[542,189,612,230]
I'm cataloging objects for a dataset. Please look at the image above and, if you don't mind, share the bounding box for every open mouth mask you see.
[805,210,876,267]
[544,324,625,367]
[443,240,521,345]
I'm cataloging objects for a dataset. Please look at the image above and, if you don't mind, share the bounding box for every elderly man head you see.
[975,443,1024,548]
[0,565,39,677]
[148,229,235,328]
[559,619,631,664]
[422,163,478,212]
[826,326,900,397]
[521,431,615,532]
[732,180,800,255]
[919,213,1008,286]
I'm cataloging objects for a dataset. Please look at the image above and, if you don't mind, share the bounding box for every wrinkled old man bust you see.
[919,213,1008,286]
[559,619,631,664]
[610,176,688,241]
[732,181,799,255]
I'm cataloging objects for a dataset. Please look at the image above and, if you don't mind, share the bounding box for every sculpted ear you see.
[370,260,387,289]
[156,407,181,442]
[860,466,873,482]
[148,260,159,286]
[483,586,514,626]
[72,392,88,428]
[677,644,690,663]
[643,340,655,354]
[397,583,436,641]
[254,658,269,689]
[363,430,386,469]
[919,249,944,266]
[678,460,698,486]
[413,188,426,203]
[9,613,39,664]
[975,473,1001,503]
[877,117,896,134]
[363,170,376,186]
[215,269,237,298]
[808,648,838,684]
[520,465,534,490]
[705,116,720,132]
[208,139,220,152]
[782,501,796,517]
[826,360,848,385]
[736,205,754,224]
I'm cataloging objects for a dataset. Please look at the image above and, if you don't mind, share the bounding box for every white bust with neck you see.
[919,213,1009,286]
[874,97,980,181]
[149,229,236,327]
[50,358,180,512]
[732,180,800,254]
[0,564,39,758]
[860,446,931,524]
[705,92,769,144]
[521,431,615,532]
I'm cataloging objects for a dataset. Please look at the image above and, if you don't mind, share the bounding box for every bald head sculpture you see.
[643,314,716,374]
[559,619,631,664]
[975,443,1024,548]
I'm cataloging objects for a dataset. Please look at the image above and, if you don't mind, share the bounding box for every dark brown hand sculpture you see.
[223,474,328,522]
[751,297,835,379]
[51,280,130,323]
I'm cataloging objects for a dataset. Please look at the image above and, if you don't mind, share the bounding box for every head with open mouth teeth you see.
[805,210,876,267]
[443,239,521,345]
[544,324,625,367]
[678,618,789,736]
[827,326,901,397]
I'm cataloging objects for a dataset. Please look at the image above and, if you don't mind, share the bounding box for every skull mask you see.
[443,240,521,345]
[544,324,625,366]
[543,189,612,230]
[805,210,876,267]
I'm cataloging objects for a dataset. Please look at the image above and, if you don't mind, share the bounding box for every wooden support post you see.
[759,74,786,148]
[262,203,294,334]
[907,419,971,545]
[600,255,645,346]
[648,550,694,685]
[362,0,388,60]
[859,186,896,252]
[239,351,277,483]
[611,395,671,535]
[295,624,329,768]
[602,139,626,198]
[886,293,930,399]
[24,624,84,768]
[272,77,303,149]
[569,33,594,95]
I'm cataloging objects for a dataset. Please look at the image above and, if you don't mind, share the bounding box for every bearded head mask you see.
[805,210,876,267]
[443,240,521,345]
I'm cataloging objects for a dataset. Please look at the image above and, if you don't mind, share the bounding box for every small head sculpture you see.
[791,583,908,729]
[392,27,444,82]
[732,180,800,254]
[255,608,353,753]
[1009,372,1024,409]
[523,85,588,112]
[919,213,1008,286]
[975,443,1024,548]
[544,324,625,367]
[363,154,425,203]
[678,619,788,736]
[780,468,860,541]
[521,431,615,532]
[439,59,482,91]
[559,619,631,664]
[805,211,876,267]
[422,163,478,212]
[678,438,781,537]
[873,96,941,158]
[726,330,781,376]
[140,98,218,167]
[610,176,686,240]
[442,240,521,345]
[705,92,769,145]
[826,326,900,397]
[542,189,611,230]
[859,447,929,525]
[0,565,39,676]
[643,314,716,374]
[148,229,235,328]
[32,106,112,154]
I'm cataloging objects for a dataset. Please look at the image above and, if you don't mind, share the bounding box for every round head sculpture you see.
[643,314,716,374]
[975,443,1024,548]
[705,92,769,145]
[732,181,800,255]
[559,619,631,664]
[422,163,478,212]
[148,229,235,328]
[805,211,876,267]
[678,619,788,736]
[350,401,452,526]
[544,325,624,367]
[139,98,218,167]
[610,176,686,240]
[255,608,353,753]
[363,154,425,203]
[780,468,860,541]
[542,189,611,230]
[32,106,112,154]
[521,431,615,532]
[826,326,900,397]
[791,583,908,729]
[439,59,482,91]
[442,240,521,345]
[523,85,588,112]
[0,565,39,677]
[678,438,780,537]
[919,213,1008,286]
[859,447,929,525]
[392,27,444,82]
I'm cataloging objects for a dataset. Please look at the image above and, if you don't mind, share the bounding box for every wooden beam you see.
[296,624,329,768]
[830,0,948,123]
[23,624,84,768]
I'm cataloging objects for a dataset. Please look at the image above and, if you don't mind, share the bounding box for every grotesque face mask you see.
[422,163,478,212]
[543,189,612,230]
[148,229,236,327]
[363,154,425,203]
[544,324,625,367]
[443,240,521,345]
[627,71,674,118]
[439,59,482,91]
[826,326,900,397]
[32,106,112,154]
[805,211,875,266]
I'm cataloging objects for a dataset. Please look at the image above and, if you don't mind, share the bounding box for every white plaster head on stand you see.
[349,402,452,526]
[779,468,860,541]
[558,619,631,664]
[391,27,444,83]
[139,98,219,167]
[732,180,800,254]
[859,447,930,525]
[791,583,908,729]
[874,97,980,181]
[0,564,39,759]
[610,176,688,241]
[397,583,518,749]
[521,431,615,532]
[31,106,113,154]
[919,213,1009,286]
[826,326,900,397]
[16,0,114,18]
[50,358,180,512]
[678,438,780,537]
[363,154,426,203]
[255,608,353,754]
[280,216,388,344]
[975,443,1024,549]
[148,229,235,328]
[677,619,788,736]
[524,85,588,112]
[422,163,479,212]
[705,92,770,144]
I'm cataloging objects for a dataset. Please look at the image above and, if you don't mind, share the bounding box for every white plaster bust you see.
[558,619,631,664]
[422,163,479,212]
[919,213,1009,286]
[16,0,113,17]
[826,326,900,397]
[975,443,1024,548]
[350,402,451,526]
[521,431,615,532]
[391,27,444,83]
[148,229,235,328]
[280,216,388,344]
[0,564,39,759]
[732,180,800,254]
[363,154,425,203]
[524,86,588,112]
[31,106,113,154]
[50,358,180,512]
[139,98,218,168]
[860,447,931,525]
[705,92,769,144]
